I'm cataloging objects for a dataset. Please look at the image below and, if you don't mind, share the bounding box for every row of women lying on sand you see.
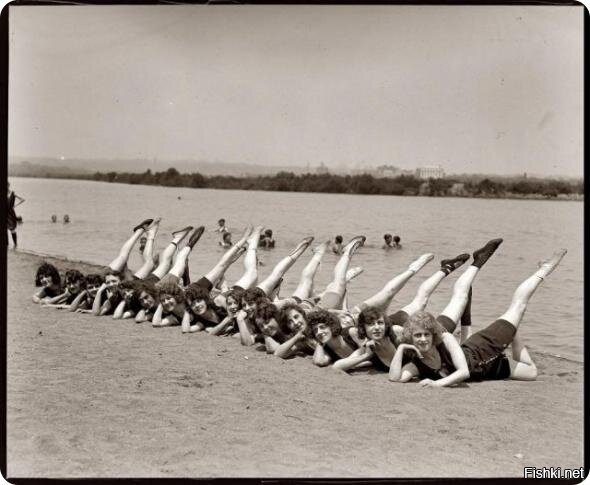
[33,218,567,387]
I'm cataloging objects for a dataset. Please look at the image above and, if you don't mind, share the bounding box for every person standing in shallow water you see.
[7,182,25,249]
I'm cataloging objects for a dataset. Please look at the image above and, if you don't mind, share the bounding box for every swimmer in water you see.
[331,235,344,255]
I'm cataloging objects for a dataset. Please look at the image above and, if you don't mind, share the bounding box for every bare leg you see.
[292,241,328,300]
[107,219,153,271]
[134,219,161,279]
[439,239,503,327]
[204,226,252,287]
[361,253,434,312]
[498,249,567,327]
[233,226,263,289]
[319,236,365,309]
[509,331,537,380]
[257,236,314,295]
[151,226,192,279]
[165,227,205,279]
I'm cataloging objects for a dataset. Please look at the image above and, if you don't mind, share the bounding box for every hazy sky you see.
[9,5,583,176]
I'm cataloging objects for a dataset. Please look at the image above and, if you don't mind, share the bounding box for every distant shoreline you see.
[10,172,584,201]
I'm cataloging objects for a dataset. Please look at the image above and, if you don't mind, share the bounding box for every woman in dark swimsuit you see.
[389,248,566,387]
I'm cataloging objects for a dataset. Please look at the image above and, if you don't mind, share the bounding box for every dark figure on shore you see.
[63,214,70,224]
[51,215,57,223]
[7,182,25,249]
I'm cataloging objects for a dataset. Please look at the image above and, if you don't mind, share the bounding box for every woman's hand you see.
[419,378,441,388]
[398,343,423,359]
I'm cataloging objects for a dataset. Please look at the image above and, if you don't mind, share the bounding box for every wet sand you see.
[6,250,584,478]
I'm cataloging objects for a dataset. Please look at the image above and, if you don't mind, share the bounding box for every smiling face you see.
[242,299,258,319]
[67,279,83,295]
[226,295,240,315]
[190,298,208,316]
[286,308,307,333]
[160,294,178,313]
[40,274,54,287]
[312,322,333,344]
[411,327,434,353]
[364,315,387,341]
[86,283,101,298]
[105,275,121,294]
[139,291,156,310]
[257,317,279,337]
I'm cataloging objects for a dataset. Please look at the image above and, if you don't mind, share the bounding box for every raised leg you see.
[107,219,153,271]
[292,241,328,300]
[233,226,263,289]
[151,226,192,279]
[508,331,538,380]
[203,225,252,287]
[362,253,434,312]
[134,219,161,279]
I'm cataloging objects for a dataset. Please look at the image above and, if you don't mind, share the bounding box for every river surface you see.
[9,177,584,361]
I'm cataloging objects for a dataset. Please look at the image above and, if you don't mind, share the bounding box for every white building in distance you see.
[416,165,445,179]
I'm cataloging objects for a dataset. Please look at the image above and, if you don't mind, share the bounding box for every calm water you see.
[10,177,584,361]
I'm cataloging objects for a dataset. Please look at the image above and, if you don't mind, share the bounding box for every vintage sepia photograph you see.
[5,2,584,480]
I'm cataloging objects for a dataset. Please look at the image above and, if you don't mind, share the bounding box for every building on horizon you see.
[416,165,445,179]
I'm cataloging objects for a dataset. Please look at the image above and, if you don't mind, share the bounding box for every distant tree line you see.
[40,168,585,199]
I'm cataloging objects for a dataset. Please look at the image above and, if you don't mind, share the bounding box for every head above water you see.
[218,218,226,226]
[335,235,343,244]
[393,236,401,244]
[384,233,393,242]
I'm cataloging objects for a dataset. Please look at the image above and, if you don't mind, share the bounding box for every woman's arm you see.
[312,343,332,367]
[69,290,88,312]
[207,316,234,336]
[389,344,421,382]
[92,285,108,315]
[236,310,257,346]
[421,334,470,388]
[274,331,306,359]
[332,344,375,372]
[135,309,149,323]
[264,335,280,354]
[181,311,205,333]
[41,291,69,305]
[112,300,127,319]
[32,287,48,303]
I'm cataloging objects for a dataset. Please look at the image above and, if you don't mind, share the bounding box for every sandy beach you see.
[6,250,584,478]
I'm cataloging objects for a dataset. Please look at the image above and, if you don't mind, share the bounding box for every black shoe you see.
[133,219,154,232]
[172,226,194,238]
[441,253,470,275]
[187,226,205,249]
[472,238,503,268]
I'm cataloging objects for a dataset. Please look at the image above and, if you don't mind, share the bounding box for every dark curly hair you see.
[184,283,212,306]
[401,311,446,346]
[242,287,267,306]
[118,279,143,300]
[255,301,286,339]
[65,269,85,287]
[35,263,61,287]
[225,287,244,309]
[305,309,342,339]
[104,268,124,280]
[157,281,185,304]
[356,307,388,339]
[85,273,104,288]
[278,302,306,335]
